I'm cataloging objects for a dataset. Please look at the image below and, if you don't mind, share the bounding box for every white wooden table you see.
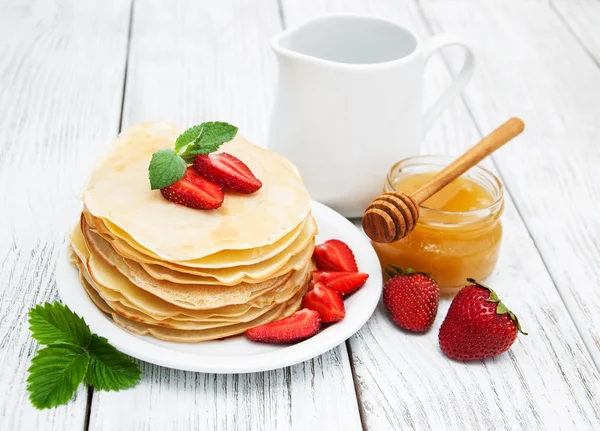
[2,0,600,429]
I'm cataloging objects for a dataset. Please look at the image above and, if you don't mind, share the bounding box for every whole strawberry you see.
[439,279,526,361]
[383,266,440,332]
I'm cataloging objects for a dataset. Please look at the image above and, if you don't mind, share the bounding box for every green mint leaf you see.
[148,148,187,190]
[28,302,92,348]
[85,334,141,391]
[180,122,238,156]
[181,153,198,164]
[174,124,204,154]
[27,345,90,410]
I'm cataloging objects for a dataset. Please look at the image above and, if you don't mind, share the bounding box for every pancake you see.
[108,283,306,342]
[82,218,314,298]
[73,222,313,310]
[83,121,312,261]
[72,226,315,326]
[82,213,317,283]
[80,266,309,330]
[71,121,317,343]
[78,272,307,342]
[79,274,304,342]
[79,271,113,315]
[76,254,311,323]
[87,211,312,269]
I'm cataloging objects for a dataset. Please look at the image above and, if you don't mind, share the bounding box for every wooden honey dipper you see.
[363,117,525,243]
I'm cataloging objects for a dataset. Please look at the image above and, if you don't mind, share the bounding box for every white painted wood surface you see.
[552,0,600,63]
[282,0,600,429]
[0,0,131,429]
[418,0,600,370]
[2,0,600,430]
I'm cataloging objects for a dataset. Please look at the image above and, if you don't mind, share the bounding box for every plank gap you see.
[84,386,94,431]
[118,0,136,133]
[86,0,133,426]
[276,0,287,30]
[345,339,367,431]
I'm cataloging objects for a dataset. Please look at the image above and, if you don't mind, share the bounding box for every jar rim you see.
[386,154,504,217]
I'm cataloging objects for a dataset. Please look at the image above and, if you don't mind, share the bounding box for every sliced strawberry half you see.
[310,271,369,296]
[313,239,358,272]
[302,283,346,323]
[193,152,262,194]
[160,167,224,209]
[245,309,321,344]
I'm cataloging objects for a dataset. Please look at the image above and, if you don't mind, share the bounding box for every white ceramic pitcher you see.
[267,14,475,217]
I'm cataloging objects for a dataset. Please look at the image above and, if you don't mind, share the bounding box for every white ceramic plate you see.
[56,201,382,374]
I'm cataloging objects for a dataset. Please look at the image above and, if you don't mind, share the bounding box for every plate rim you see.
[56,200,382,374]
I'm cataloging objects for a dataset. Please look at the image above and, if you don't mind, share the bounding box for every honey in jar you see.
[372,155,504,289]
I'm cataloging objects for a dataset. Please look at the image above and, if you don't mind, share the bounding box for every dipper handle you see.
[411,118,524,205]
[363,118,525,243]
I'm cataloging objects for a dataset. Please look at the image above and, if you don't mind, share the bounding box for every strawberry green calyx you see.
[466,278,527,335]
[385,265,435,281]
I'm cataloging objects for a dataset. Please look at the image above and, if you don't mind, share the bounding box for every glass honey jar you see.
[372,155,504,290]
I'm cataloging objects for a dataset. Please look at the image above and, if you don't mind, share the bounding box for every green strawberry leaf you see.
[148,148,187,190]
[28,302,91,348]
[27,345,90,410]
[85,334,141,391]
[27,301,143,409]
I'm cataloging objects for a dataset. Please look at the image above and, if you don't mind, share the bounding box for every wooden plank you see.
[87,1,362,429]
[419,0,600,368]
[90,346,359,430]
[551,0,600,64]
[281,0,600,429]
[120,0,279,143]
[0,0,131,429]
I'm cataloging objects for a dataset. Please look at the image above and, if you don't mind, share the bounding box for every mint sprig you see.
[27,302,141,410]
[181,121,239,156]
[149,148,187,190]
[149,121,238,189]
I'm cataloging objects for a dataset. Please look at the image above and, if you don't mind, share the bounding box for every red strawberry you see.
[302,283,345,323]
[193,152,262,194]
[382,266,439,332]
[313,240,358,272]
[310,271,369,296]
[439,279,526,361]
[161,167,224,209]
[245,309,321,344]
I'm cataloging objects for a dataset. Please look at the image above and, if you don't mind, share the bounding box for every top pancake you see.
[82,121,312,261]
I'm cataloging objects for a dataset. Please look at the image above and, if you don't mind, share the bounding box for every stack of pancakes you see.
[69,122,316,342]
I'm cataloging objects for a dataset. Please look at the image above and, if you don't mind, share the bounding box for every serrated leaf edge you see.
[27,345,90,410]
[27,302,142,409]
[28,302,91,348]
[84,334,141,392]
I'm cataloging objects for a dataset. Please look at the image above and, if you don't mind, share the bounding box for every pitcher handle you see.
[422,34,476,133]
